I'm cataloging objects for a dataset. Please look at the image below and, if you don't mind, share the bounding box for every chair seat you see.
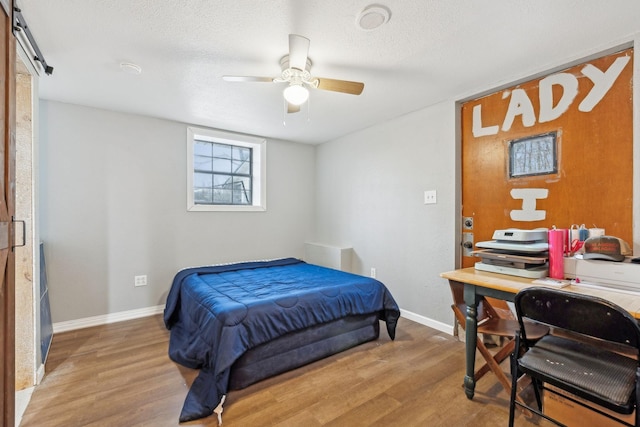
[478,318,519,337]
[480,318,548,341]
[456,302,548,339]
[519,334,637,412]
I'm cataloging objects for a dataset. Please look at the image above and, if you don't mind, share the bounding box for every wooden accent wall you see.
[461,48,633,265]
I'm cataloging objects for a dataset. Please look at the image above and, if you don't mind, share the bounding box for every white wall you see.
[39,100,316,323]
[314,101,457,328]
[38,36,640,329]
[313,36,640,332]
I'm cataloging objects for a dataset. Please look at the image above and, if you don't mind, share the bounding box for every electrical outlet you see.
[370,268,376,278]
[134,275,147,287]
[424,190,437,204]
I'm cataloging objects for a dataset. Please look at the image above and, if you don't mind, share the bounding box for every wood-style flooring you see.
[20,315,552,426]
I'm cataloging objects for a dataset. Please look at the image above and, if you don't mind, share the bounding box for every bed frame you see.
[229,313,380,390]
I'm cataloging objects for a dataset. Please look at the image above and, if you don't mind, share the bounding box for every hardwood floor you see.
[20,316,551,426]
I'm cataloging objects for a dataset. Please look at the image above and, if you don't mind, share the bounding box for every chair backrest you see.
[515,287,640,349]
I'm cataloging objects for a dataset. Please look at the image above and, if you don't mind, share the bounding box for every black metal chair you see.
[508,287,640,426]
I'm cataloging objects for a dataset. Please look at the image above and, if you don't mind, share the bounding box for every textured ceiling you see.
[16,0,640,144]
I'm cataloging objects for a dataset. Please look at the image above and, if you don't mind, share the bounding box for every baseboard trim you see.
[52,305,165,333]
[36,363,45,384]
[52,305,450,336]
[15,386,34,426]
[400,309,454,336]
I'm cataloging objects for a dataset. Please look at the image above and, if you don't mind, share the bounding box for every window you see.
[508,132,557,178]
[187,127,266,211]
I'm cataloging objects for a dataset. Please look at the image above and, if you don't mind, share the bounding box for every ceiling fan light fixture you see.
[356,5,391,31]
[283,83,309,105]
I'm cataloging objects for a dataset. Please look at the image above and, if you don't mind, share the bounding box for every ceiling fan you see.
[223,34,365,113]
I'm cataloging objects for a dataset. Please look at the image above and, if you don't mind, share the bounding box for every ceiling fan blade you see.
[287,103,300,114]
[222,76,274,83]
[288,34,310,71]
[316,78,364,95]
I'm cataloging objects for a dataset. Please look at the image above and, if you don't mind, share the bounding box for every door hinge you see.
[12,216,25,251]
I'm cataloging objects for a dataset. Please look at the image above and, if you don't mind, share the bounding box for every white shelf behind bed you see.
[304,242,353,272]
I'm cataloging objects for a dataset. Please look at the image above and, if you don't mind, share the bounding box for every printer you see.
[474,228,549,278]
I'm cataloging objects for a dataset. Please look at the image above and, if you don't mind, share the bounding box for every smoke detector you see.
[356,5,391,31]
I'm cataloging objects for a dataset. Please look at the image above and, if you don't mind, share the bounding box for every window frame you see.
[187,126,266,212]
[508,131,558,179]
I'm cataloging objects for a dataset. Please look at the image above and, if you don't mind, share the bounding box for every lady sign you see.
[472,55,631,137]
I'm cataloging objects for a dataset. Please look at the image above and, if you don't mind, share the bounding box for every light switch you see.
[424,190,437,204]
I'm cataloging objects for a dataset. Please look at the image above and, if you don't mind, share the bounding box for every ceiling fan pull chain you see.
[282,99,288,126]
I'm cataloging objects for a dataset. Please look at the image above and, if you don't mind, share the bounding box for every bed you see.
[163,257,400,423]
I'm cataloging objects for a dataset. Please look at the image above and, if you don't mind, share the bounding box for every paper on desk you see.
[532,278,571,288]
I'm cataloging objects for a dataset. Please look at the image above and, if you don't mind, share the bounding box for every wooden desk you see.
[440,267,640,400]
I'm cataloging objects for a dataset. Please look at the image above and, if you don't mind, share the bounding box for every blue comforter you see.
[164,258,400,422]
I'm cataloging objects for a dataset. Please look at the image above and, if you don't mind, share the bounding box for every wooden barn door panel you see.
[0,1,16,425]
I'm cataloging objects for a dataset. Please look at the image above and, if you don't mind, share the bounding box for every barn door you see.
[460,49,633,269]
[0,0,16,426]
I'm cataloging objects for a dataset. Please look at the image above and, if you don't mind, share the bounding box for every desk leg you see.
[463,285,481,400]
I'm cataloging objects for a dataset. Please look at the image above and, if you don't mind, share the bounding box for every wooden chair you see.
[449,281,547,401]
[508,287,640,426]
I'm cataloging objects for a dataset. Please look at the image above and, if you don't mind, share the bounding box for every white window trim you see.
[187,126,266,212]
